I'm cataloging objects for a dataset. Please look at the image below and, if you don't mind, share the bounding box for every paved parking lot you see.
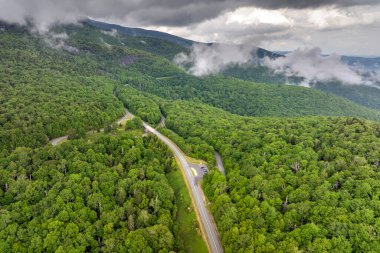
[189,162,209,184]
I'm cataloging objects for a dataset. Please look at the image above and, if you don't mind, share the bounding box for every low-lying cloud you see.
[263,47,364,85]
[44,32,79,54]
[175,45,380,88]
[174,43,256,76]
[101,29,118,37]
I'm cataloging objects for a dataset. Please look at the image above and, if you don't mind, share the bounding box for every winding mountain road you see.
[49,108,224,252]
[143,122,224,253]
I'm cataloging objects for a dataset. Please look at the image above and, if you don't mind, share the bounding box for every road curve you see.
[49,136,68,146]
[48,108,224,252]
[117,109,133,125]
[143,122,224,253]
[49,109,132,146]
[214,151,226,176]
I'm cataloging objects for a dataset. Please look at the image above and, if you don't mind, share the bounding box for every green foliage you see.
[125,117,143,131]
[116,87,162,125]
[162,100,380,252]
[222,63,380,111]
[0,28,125,151]
[0,134,182,252]
[167,169,208,253]
[2,20,380,253]
[128,73,380,121]
[2,21,378,154]
[159,128,214,164]
[315,82,380,110]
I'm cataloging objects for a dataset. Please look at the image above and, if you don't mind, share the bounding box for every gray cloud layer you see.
[0,0,378,31]
[1,0,380,55]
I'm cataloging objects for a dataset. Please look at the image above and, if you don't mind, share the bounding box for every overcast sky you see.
[1,0,380,56]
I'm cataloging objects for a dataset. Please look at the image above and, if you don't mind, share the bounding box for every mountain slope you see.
[315,82,380,110]
[124,72,380,120]
[221,59,380,110]
[86,19,280,59]
[85,19,194,48]
[1,20,379,154]
[86,19,380,111]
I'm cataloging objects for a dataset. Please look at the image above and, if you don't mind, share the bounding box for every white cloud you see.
[101,29,118,37]
[174,43,256,76]
[44,32,79,54]
[263,47,364,85]
[305,7,380,30]
[226,7,293,26]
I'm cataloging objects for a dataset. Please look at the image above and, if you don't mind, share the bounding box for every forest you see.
[0,28,126,151]
[125,73,380,121]
[0,129,203,252]
[221,63,380,111]
[161,101,380,252]
[115,87,163,125]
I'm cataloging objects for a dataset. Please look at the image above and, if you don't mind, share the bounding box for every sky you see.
[1,0,380,56]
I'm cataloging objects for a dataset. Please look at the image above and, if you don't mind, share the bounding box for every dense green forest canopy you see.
[161,101,380,252]
[115,87,163,125]
[0,27,124,151]
[314,82,380,110]
[128,74,380,121]
[0,22,194,152]
[221,62,380,111]
[0,131,184,252]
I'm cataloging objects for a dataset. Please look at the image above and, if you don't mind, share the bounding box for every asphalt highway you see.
[143,122,224,253]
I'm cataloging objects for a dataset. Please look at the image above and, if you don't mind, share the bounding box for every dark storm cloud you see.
[247,0,379,9]
[1,0,379,31]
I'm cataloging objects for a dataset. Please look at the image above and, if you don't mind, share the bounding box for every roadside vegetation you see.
[167,168,208,253]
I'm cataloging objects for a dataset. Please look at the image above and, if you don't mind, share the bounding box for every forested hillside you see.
[0,130,205,252]
[161,101,380,252]
[0,26,125,151]
[0,22,181,152]
[128,74,380,120]
[1,21,379,154]
[315,83,380,110]
[221,63,380,111]
[115,87,163,125]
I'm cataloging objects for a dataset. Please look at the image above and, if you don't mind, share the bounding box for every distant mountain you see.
[256,47,281,59]
[341,56,380,71]
[87,18,379,110]
[314,82,380,110]
[85,19,280,59]
[85,19,194,48]
[87,18,379,111]
[274,51,380,71]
